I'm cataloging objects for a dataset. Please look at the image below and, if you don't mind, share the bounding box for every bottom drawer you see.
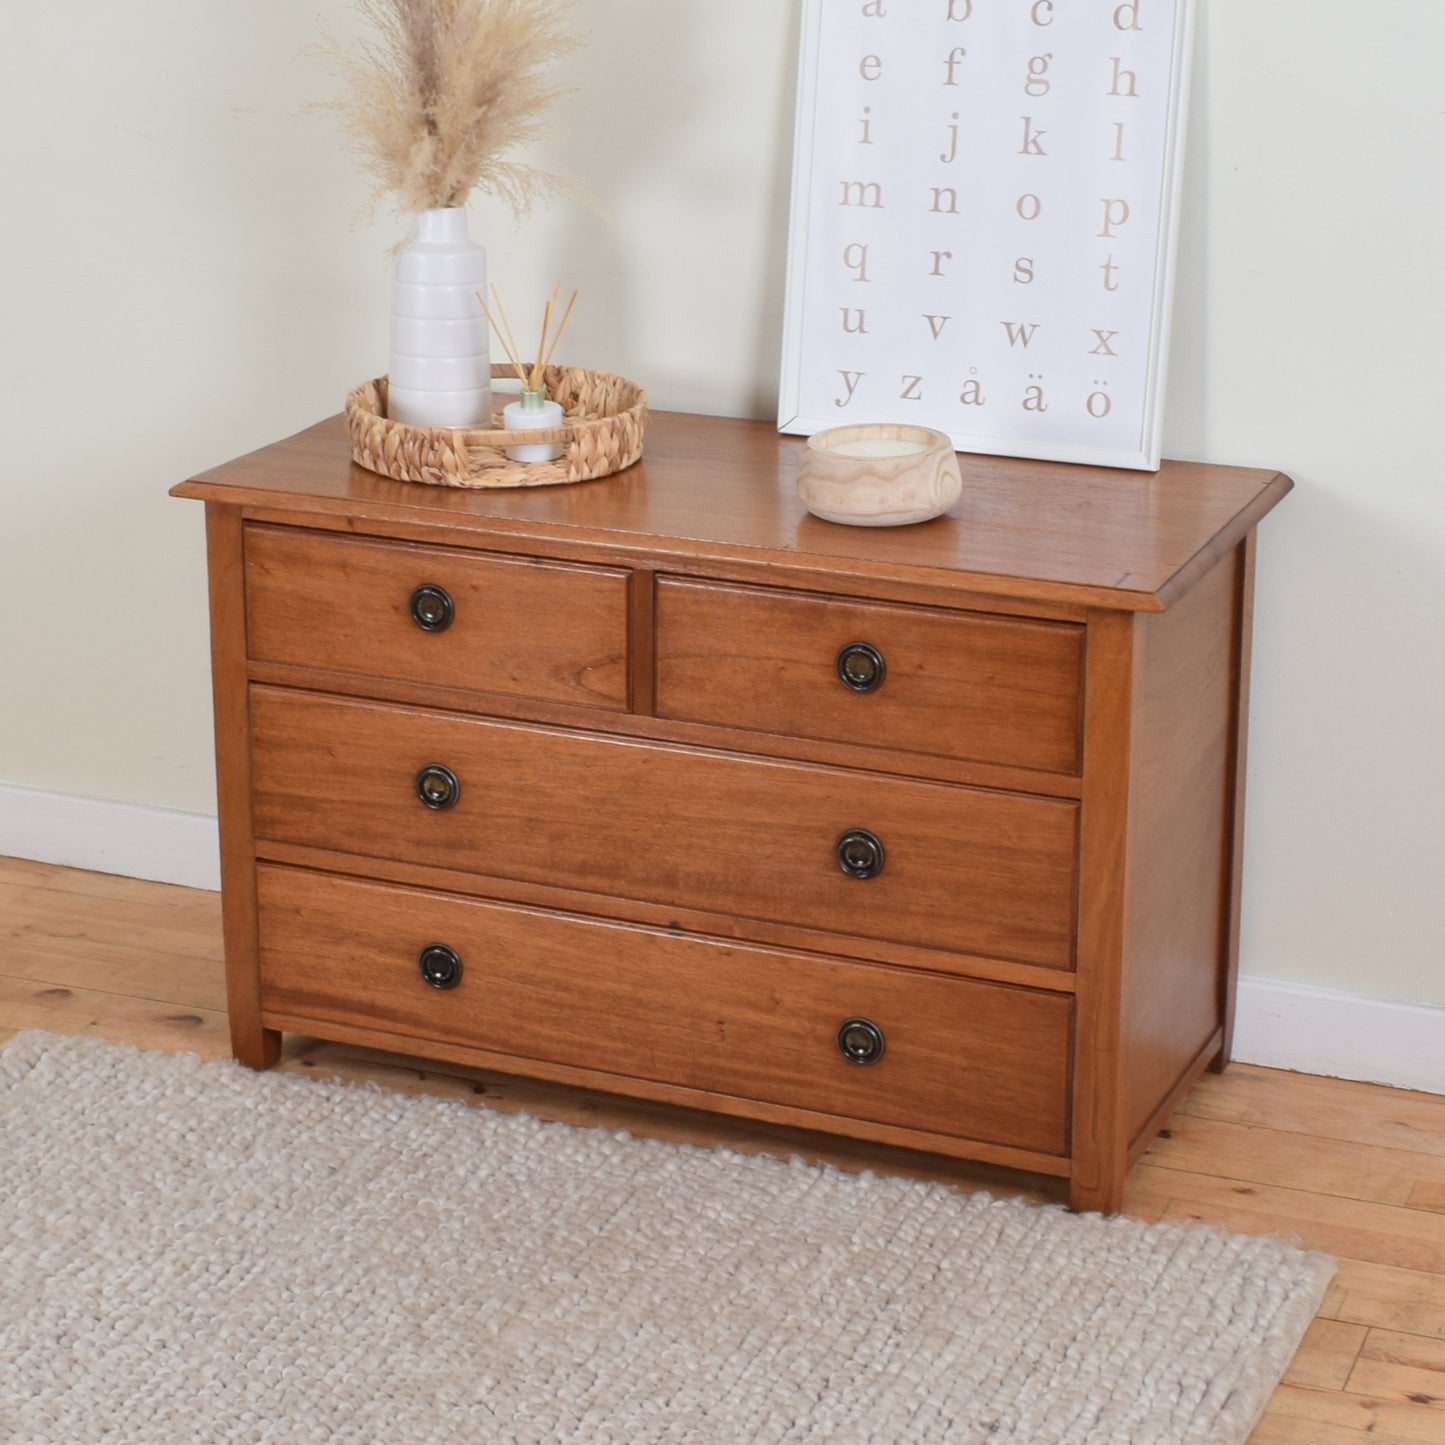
[256,866,1072,1157]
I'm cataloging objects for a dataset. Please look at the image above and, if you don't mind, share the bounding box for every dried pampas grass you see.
[324,0,579,216]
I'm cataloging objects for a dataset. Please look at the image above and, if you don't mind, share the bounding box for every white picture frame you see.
[778,0,1195,471]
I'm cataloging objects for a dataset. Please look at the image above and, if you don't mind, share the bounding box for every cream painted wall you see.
[1,3,1441,1010]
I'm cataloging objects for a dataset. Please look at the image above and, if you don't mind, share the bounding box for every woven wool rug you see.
[1,1032,1331,1444]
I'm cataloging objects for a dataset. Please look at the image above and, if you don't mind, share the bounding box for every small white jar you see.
[502,388,565,462]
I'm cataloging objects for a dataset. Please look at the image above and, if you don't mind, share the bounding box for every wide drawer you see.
[245,525,629,711]
[256,866,1073,1156]
[250,688,1079,969]
[655,578,1083,774]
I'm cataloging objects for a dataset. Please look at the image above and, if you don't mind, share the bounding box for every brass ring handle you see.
[415,763,461,811]
[836,642,886,693]
[837,1018,885,1065]
[419,943,463,990]
[835,828,885,880]
[409,583,455,633]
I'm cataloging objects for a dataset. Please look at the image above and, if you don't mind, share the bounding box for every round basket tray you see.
[346,365,647,489]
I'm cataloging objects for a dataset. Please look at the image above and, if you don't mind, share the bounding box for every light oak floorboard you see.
[1408,1180,1445,1214]
[1182,1064,1445,1160]
[0,972,230,1058]
[1262,1382,1445,1442]
[4,934,225,1013]
[1281,1318,1369,1392]
[1345,1329,1445,1409]
[1246,1408,1421,1445]
[0,855,214,906]
[1323,1258,1445,1339]
[1,880,222,960]
[3,857,1443,1445]
[1146,1111,1445,1209]
[1125,1166,1445,1276]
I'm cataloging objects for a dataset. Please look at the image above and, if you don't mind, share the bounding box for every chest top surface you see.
[173,410,1291,613]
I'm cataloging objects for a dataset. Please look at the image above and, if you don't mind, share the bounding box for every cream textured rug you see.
[1,1031,1331,1444]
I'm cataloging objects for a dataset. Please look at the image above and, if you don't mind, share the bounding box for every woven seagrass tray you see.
[346,364,647,489]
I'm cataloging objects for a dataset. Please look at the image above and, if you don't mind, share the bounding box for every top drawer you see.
[654,579,1082,774]
[245,526,629,712]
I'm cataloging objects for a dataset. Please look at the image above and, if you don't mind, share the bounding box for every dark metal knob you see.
[836,642,886,693]
[837,1018,885,1065]
[415,763,460,811]
[409,583,455,633]
[835,828,885,879]
[419,943,463,990]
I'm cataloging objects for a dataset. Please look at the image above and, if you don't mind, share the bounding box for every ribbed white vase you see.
[387,208,493,428]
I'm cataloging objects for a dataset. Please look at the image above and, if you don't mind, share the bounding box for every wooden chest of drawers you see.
[174,411,1291,1212]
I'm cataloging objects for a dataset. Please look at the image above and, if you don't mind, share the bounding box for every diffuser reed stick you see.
[483,287,530,385]
[538,287,578,379]
[480,283,578,461]
[479,284,579,392]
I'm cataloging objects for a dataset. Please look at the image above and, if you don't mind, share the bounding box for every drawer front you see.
[655,578,1083,774]
[257,866,1072,1156]
[250,688,1078,969]
[245,525,629,711]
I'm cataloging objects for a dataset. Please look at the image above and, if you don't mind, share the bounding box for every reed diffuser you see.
[482,284,578,460]
[322,0,580,428]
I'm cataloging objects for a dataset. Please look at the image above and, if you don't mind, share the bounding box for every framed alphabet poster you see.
[778,0,1194,471]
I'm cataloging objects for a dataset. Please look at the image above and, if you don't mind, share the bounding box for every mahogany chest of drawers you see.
[174,412,1291,1212]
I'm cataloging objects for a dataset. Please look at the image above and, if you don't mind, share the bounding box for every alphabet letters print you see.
[779,0,1193,469]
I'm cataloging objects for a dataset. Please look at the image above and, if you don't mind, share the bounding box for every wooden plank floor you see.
[2,854,1442,1443]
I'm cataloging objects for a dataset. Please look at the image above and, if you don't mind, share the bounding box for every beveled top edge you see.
[173,410,1292,614]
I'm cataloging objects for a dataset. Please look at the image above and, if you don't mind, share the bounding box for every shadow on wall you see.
[189,6,394,437]
[748,1,805,419]
[1161,0,1210,460]
[543,0,804,417]
[1242,480,1445,1010]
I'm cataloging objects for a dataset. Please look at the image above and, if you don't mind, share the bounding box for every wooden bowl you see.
[797,423,963,527]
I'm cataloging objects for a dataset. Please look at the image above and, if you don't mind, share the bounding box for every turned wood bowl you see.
[796,423,963,527]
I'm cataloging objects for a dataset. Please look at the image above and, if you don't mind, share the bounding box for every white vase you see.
[387,208,493,428]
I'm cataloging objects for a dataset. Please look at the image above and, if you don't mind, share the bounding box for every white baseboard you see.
[0,783,221,892]
[1233,977,1445,1096]
[3,785,1442,1095]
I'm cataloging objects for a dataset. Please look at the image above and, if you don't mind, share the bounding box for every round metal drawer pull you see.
[837,1017,885,1066]
[415,763,461,811]
[409,583,455,633]
[419,943,463,990]
[836,641,886,693]
[835,828,885,880]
